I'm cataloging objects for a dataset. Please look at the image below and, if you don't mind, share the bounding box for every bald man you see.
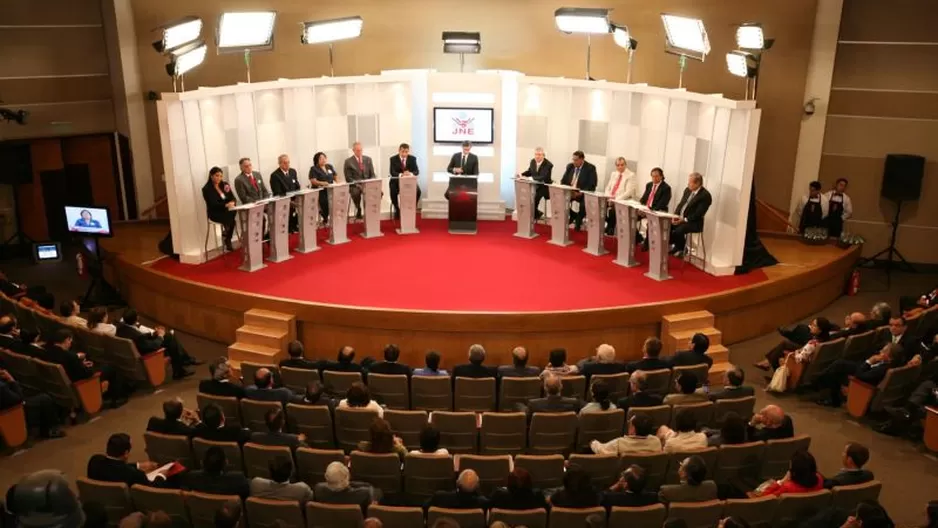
[748,405,794,441]
[343,142,376,219]
[243,367,300,405]
[498,346,541,378]
[426,469,487,510]
[525,374,583,414]
[831,312,869,340]
[0,314,30,356]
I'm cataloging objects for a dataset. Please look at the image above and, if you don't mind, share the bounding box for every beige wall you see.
[130,0,818,209]
[819,0,938,264]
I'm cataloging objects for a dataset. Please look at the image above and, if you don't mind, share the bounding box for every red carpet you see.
[151,219,766,312]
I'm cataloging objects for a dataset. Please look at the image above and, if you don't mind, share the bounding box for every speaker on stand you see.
[859,153,924,286]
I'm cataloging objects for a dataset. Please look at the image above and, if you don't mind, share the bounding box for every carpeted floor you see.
[151,219,767,311]
[1,255,936,525]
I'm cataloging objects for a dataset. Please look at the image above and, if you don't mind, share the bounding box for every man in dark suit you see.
[191,403,251,444]
[426,469,488,510]
[625,337,671,373]
[244,368,301,405]
[279,341,321,371]
[559,150,598,231]
[637,167,672,249]
[314,462,377,513]
[182,446,250,498]
[603,465,659,508]
[366,344,412,377]
[616,371,664,414]
[747,405,795,441]
[233,157,271,204]
[519,147,553,220]
[524,374,582,414]
[250,408,308,451]
[813,342,904,408]
[708,366,755,401]
[343,141,377,219]
[41,328,123,405]
[824,443,874,489]
[875,316,920,358]
[669,334,713,369]
[87,433,161,487]
[0,315,32,356]
[670,172,713,257]
[146,399,198,436]
[658,455,718,504]
[497,346,541,378]
[198,357,246,399]
[388,143,422,219]
[581,343,627,382]
[117,309,194,380]
[452,344,497,379]
[321,346,363,374]
[444,141,481,201]
[269,154,302,232]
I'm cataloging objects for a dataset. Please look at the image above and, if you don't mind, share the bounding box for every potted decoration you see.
[837,232,865,249]
[801,227,829,245]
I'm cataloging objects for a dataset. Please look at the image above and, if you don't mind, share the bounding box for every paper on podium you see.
[622,200,681,219]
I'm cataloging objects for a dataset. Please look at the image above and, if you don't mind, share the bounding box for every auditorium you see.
[1,0,937,527]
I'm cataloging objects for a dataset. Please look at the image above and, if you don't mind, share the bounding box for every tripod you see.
[81,237,124,308]
[858,199,916,287]
[1,183,35,259]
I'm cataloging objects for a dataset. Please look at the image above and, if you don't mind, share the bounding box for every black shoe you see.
[640,241,649,252]
[355,211,363,220]
[42,428,67,439]
[224,241,234,251]
[185,357,205,366]
[173,369,195,380]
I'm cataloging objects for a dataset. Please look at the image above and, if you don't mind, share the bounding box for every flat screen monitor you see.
[65,205,113,237]
[433,107,494,144]
[33,242,62,263]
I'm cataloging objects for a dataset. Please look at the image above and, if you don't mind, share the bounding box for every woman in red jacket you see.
[750,449,824,497]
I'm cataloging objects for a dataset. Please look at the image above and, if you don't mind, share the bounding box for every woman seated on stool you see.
[309,152,336,225]
[201,166,237,251]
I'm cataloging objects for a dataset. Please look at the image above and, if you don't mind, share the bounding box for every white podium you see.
[547,184,574,247]
[267,195,292,263]
[232,201,268,272]
[513,177,538,239]
[328,183,351,245]
[394,176,420,235]
[582,191,608,256]
[292,189,321,254]
[359,178,384,239]
[613,200,641,268]
[644,207,681,281]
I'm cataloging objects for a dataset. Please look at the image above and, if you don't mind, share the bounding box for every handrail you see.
[755,198,797,233]
[140,195,168,220]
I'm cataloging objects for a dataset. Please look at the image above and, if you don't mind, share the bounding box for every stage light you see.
[442,32,481,72]
[660,14,710,88]
[301,16,363,76]
[736,23,775,51]
[610,24,638,83]
[165,41,207,77]
[726,51,752,78]
[217,12,276,52]
[554,7,611,34]
[152,16,202,53]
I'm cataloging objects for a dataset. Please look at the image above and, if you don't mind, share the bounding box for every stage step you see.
[705,344,730,364]
[707,361,733,386]
[236,325,289,352]
[662,310,715,335]
[244,309,296,343]
[664,327,723,357]
[227,342,283,366]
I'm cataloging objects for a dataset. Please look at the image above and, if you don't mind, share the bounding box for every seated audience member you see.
[0,314,30,355]
[301,381,334,410]
[591,413,661,455]
[250,455,314,501]
[824,443,874,488]
[832,312,869,340]
[279,340,319,370]
[498,346,541,378]
[488,467,549,511]
[705,412,748,447]
[59,300,87,328]
[626,337,671,373]
[750,449,824,497]
[183,446,250,498]
[670,334,713,368]
[748,405,794,441]
[664,372,708,405]
[0,271,27,298]
[540,347,579,377]
[87,433,162,487]
[322,346,363,373]
[214,501,242,528]
[118,309,197,379]
[426,469,488,510]
[548,464,601,508]
[452,344,497,379]
[413,350,449,377]
[759,317,833,371]
[146,399,199,436]
[617,370,664,413]
[87,307,117,337]
[42,328,124,406]
[314,462,377,513]
[244,368,300,405]
[192,403,251,444]
[5,470,86,528]
[876,357,938,437]
[199,357,245,399]
[367,344,412,377]
[338,382,384,417]
[658,409,707,452]
[364,518,384,528]
[17,329,45,358]
[867,302,893,330]
[357,417,407,460]
[659,455,718,504]
[603,464,659,508]
[813,342,905,408]
[0,368,65,438]
[250,408,308,450]
[410,424,449,455]
[524,373,582,414]
[580,343,626,381]
[709,366,755,401]
[580,379,617,413]
[901,285,938,316]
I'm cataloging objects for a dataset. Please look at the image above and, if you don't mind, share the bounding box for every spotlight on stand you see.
[217,11,277,82]
[728,23,774,101]
[736,23,775,51]
[165,41,207,91]
[442,31,481,73]
[660,13,711,89]
[554,7,611,81]
[301,16,363,77]
[152,16,203,53]
[610,24,638,83]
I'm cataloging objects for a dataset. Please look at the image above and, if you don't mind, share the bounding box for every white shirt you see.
[591,434,662,456]
[823,190,853,220]
[65,315,88,327]
[661,430,708,452]
[91,322,117,337]
[790,193,831,230]
[605,169,638,201]
[337,399,384,418]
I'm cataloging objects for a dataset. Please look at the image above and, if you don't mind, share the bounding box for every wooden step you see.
[662,311,715,336]
[705,344,730,364]
[707,362,733,387]
[227,342,283,365]
[236,325,289,352]
[664,327,723,356]
[244,309,296,342]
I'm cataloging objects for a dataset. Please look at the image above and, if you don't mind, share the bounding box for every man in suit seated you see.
[269,154,302,232]
[322,346,363,374]
[866,302,892,332]
[658,455,718,504]
[831,312,869,340]
[343,141,377,219]
[117,309,195,380]
[670,334,713,369]
[497,346,541,378]
[708,365,755,401]
[0,368,65,439]
[244,368,301,406]
[42,328,124,407]
[670,172,713,258]
[559,150,598,231]
[233,157,271,204]
[87,433,163,487]
[824,443,874,489]
[366,344,412,377]
[637,167,672,250]
[812,342,905,408]
[523,374,582,415]
[518,147,553,220]
[616,371,664,414]
[580,343,626,382]
[0,315,32,356]
[314,462,379,513]
[625,337,671,373]
[301,381,336,412]
[250,408,308,451]
[747,405,794,441]
[602,465,660,508]
[388,143,422,219]
[279,341,321,371]
[591,413,662,455]
[182,446,250,499]
[146,399,199,436]
[199,357,245,399]
[663,372,708,405]
[452,344,496,379]
[250,455,314,501]
[604,157,639,235]
[878,316,920,356]
[191,403,251,444]
[426,469,487,510]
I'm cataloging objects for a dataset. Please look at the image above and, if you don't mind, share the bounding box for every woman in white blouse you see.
[337,382,384,418]
[87,307,117,337]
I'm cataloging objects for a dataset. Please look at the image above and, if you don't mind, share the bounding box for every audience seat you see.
[287,403,335,449]
[34,358,103,415]
[480,411,526,455]
[569,453,620,488]
[669,402,714,430]
[846,363,921,419]
[559,375,586,400]
[528,412,577,455]
[457,454,511,494]
[489,508,548,528]
[367,374,410,410]
[547,506,606,528]
[667,499,724,528]
[76,477,133,527]
[773,490,832,528]
[455,377,496,412]
[665,447,717,485]
[0,349,41,394]
[295,447,345,486]
[713,396,756,425]
[831,480,882,511]
[186,491,241,528]
[143,431,194,467]
[925,407,938,453]
[619,451,669,491]
[366,505,424,528]
[788,338,846,389]
[513,454,564,489]
[105,337,168,388]
[243,443,292,478]
[670,364,710,391]
[192,438,243,472]
[628,405,672,430]
[842,330,877,361]
[761,435,811,480]
[197,393,242,428]
[240,399,283,432]
[499,377,542,412]
[246,496,305,528]
[431,411,478,453]
[350,451,403,493]
[713,441,766,492]
[428,507,485,528]
[384,409,428,450]
[640,369,673,395]
[411,375,452,411]
[403,453,455,502]
[591,372,630,402]
[576,409,625,450]
[610,504,667,527]
[723,496,778,528]
[280,367,320,395]
[306,502,364,528]
[0,403,28,448]
[334,407,379,452]
[322,371,362,396]
[77,329,109,366]
[130,485,188,527]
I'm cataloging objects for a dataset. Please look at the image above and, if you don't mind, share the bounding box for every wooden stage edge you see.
[102,222,860,367]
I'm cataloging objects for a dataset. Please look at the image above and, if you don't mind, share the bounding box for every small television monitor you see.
[65,205,113,237]
[433,107,495,144]
[33,242,62,263]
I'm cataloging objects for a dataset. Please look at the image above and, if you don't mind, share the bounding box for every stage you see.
[103,219,859,367]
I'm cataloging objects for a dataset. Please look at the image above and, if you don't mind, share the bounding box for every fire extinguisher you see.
[76,253,87,279]
[846,268,860,296]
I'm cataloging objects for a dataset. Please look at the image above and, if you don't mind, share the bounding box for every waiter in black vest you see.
[823,178,852,238]
[790,180,829,234]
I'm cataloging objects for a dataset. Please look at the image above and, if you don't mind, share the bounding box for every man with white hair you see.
[343,141,376,219]
[426,469,487,509]
[581,343,627,382]
[198,357,245,399]
[604,157,638,235]
[519,147,554,220]
[313,461,377,512]
[452,344,496,379]
[497,346,541,378]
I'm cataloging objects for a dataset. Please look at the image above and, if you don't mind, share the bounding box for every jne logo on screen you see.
[451,112,475,137]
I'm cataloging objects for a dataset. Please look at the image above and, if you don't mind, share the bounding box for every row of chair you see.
[195,394,756,454]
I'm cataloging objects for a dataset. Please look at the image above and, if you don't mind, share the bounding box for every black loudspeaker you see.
[881,154,925,202]
[0,142,33,184]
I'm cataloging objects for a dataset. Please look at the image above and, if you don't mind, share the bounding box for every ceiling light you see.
[152,16,202,53]
[554,7,611,34]
[442,31,481,54]
[217,11,277,52]
[302,16,363,45]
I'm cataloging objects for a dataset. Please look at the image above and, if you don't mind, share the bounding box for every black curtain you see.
[735,180,778,274]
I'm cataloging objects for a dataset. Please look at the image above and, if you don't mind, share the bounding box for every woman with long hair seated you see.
[580,380,617,413]
[356,417,407,460]
[201,166,237,251]
[761,317,834,371]
[337,382,384,418]
[749,449,824,497]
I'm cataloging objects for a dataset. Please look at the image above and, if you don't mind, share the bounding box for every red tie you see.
[249,174,258,191]
[611,173,623,196]
[647,183,657,208]
[357,157,363,172]
[401,157,406,172]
